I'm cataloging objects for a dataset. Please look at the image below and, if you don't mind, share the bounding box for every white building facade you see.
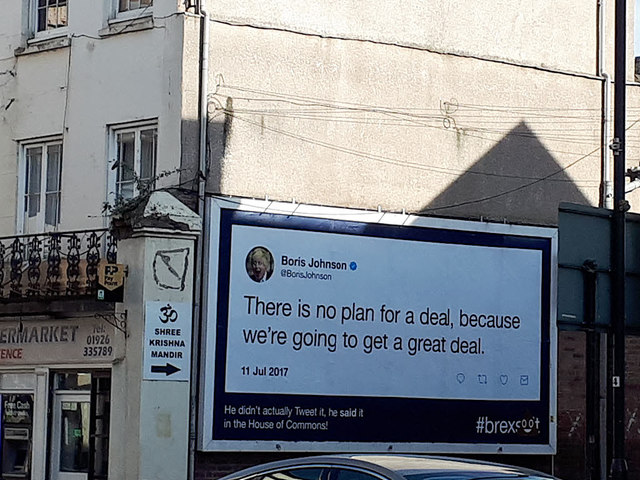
[0,0,639,479]
[0,2,196,479]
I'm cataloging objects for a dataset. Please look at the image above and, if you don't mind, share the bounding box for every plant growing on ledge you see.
[102,167,183,219]
[102,166,199,239]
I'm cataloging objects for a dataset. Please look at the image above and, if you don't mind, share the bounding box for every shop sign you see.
[0,318,119,365]
[97,263,125,302]
[2,394,33,425]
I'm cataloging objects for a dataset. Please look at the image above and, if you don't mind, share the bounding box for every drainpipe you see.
[599,0,614,209]
[198,0,210,208]
[596,3,612,480]
[189,1,210,479]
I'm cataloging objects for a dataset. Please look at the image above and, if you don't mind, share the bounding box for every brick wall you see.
[195,452,311,480]
[554,331,587,480]
[625,336,640,479]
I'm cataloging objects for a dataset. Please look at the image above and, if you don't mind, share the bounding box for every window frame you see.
[17,137,64,234]
[107,120,158,205]
[30,0,69,41]
[113,0,153,21]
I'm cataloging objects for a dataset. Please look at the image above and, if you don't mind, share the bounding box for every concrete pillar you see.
[108,192,201,480]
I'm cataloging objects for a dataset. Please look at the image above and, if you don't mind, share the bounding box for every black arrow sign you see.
[151,363,180,376]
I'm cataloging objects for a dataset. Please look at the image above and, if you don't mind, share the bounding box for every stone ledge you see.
[111,191,202,239]
[14,35,71,56]
[98,15,154,37]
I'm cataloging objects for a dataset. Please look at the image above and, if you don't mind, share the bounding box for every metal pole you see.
[584,261,601,480]
[610,0,628,477]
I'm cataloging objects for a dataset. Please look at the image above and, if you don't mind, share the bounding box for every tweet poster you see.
[201,200,557,453]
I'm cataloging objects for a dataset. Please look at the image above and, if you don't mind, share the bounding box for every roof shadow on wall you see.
[419,122,592,225]
[178,110,226,208]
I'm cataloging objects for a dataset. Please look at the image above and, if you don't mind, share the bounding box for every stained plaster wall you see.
[205,20,616,225]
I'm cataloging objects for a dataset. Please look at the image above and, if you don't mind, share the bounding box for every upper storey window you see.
[115,126,157,199]
[118,0,153,14]
[18,139,63,233]
[107,122,158,203]
[35,0,68,35]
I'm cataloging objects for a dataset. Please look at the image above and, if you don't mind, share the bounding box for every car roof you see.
[218,454,558,480]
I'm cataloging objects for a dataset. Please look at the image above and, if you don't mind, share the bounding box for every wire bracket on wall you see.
[440,98,459,131]
[95,311,128,336]
[214,73,225,94]
[610,137,622,156]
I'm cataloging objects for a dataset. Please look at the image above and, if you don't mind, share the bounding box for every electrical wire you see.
[228,110,600,186]
[423,148,600,212]
[213,79,640,167]
[223,102,640,209]
[205,80,640,213]
[227,107,603,149]
[214,84,613,153]
[223,109,605,162]
[423,116,640,212]
[205,194,412,218]
[220,84,605,119]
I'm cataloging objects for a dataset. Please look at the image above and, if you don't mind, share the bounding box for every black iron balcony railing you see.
[0,229,117,301]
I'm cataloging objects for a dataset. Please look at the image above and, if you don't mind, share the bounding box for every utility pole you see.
[610,0,628,477]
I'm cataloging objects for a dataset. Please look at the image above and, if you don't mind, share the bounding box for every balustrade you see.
[0,230,117,300]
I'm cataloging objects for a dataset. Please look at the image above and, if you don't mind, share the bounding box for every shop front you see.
[0,317,121,480]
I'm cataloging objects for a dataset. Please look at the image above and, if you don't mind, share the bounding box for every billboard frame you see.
[199,196,558,454]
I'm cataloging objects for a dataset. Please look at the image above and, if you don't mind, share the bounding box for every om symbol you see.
[159,304,178,323]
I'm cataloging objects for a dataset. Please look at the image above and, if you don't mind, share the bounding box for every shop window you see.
[53,372,92,391]
[0,373,36,391]
[1,394,34,479]
[50,371,111,480]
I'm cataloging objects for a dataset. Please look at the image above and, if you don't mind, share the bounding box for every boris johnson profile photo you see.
[246,247,274,283]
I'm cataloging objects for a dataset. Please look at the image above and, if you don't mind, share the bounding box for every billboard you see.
[200,198,557,453]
